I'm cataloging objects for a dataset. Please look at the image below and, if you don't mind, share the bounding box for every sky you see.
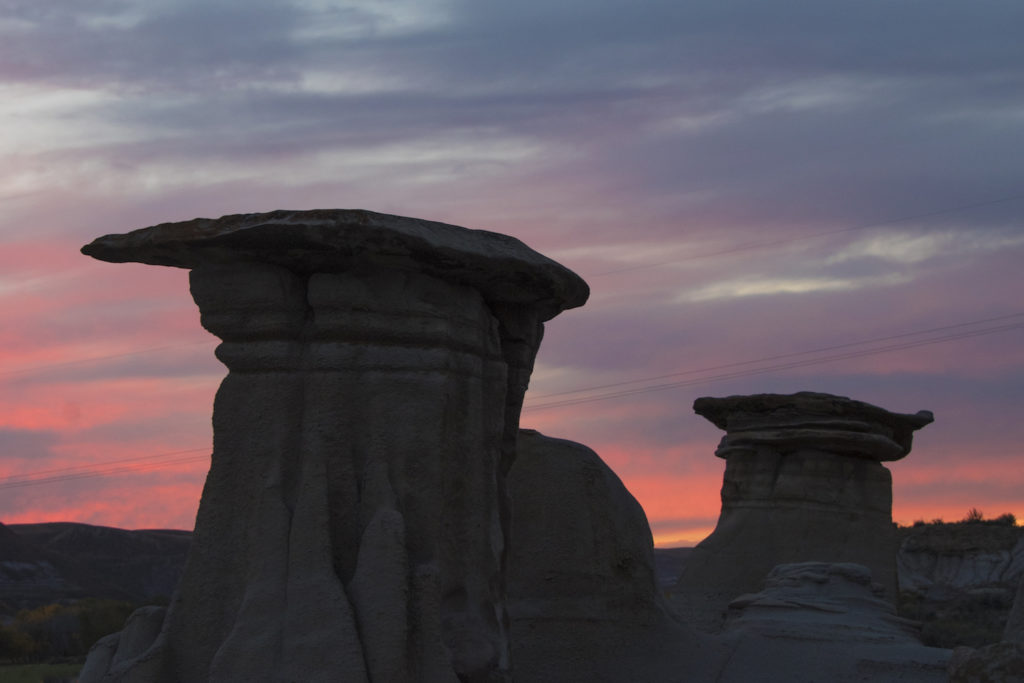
[1,0,1022,547]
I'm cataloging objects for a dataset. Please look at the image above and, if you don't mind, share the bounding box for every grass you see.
[0,662,82,682]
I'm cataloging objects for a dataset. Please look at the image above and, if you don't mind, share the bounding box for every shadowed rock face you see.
[944,569,1024,682]
[78,210,587,683]
[507,431,661,610]
[671,392,933,633]
[506,430,714,683]
[716,562,950,683]
[1008,576,1024,643]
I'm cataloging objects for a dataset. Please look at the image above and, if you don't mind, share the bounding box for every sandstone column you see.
[79,210,588,683]
[670,391,933,632]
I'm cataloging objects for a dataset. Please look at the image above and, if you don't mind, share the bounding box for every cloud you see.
[0,428,60,467]
[0,463,207,529]
[677,273,910,303]
[828,228,1024,266]
[1,0,1022,536]
[4,0,1023,255]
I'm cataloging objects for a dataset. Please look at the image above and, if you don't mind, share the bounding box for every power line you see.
[0,449,209,491]
[3,194,1020,382]
[0,447,210,483]
[5,311,1021,490]
[530,312,1024,400]
[2,197,1021,488]
[523,318,1024,412]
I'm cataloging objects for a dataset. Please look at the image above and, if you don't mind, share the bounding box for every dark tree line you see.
[0,599,141,663]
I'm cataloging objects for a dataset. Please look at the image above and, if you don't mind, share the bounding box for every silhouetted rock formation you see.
[79,210,587,683]
[671,392,933,632]
[716,562,950,682]
[506,430,712,682]
[75,212,965,681]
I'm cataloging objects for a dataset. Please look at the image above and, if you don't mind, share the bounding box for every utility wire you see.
[3,196,1022,486]
[5,311,1022,488]
[0,447,210,482]
[529,312,1024,400]
[523,319,1024,411]
[4,194,1020,380]
[0,449,209,491]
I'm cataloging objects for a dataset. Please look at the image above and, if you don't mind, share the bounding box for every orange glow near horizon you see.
[1,245,1022,547]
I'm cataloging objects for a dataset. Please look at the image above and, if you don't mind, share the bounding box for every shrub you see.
[77,599,135,650]
[3,599,137,662]
[994,512,1017,526]
[963,508,985,523]
[0,623,37,662]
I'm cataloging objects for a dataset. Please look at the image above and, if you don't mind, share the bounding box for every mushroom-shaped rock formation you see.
[716,562,950,683]
[78,210,588,683]
[671,392,933,633]
[506,430,713,682]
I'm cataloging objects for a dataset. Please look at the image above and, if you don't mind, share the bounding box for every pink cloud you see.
[1,468,206,530]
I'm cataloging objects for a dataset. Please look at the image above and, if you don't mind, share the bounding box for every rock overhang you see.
[81,209,590,322]
[694,391,934,461]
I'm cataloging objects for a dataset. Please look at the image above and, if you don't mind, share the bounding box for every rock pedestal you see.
[671,392,933,632]
[78,210,587,683]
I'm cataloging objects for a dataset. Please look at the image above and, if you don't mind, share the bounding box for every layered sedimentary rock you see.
[79,209,587,683]
[899,525,1024,596]
[506,430,712,682]
[671,392,933,632]
[716,562,949,683]
[945,573,1024,681]
[897,522,1024,650]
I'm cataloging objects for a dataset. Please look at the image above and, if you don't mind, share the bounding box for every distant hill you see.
[0,521,190,613]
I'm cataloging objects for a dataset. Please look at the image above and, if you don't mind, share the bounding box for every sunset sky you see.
[2,0,1022,546]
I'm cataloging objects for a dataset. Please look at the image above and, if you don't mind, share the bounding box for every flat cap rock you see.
[694,391,934,461]
[82,209,589,320]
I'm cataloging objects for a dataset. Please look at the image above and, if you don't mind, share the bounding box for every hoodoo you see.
[671,391,933,632]
[79,209,587,683]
